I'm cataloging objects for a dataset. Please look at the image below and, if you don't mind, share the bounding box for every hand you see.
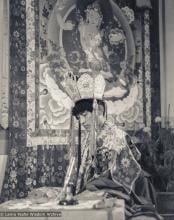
[63,21,75,31]
[56,12,74,30]
[100,70,113,80]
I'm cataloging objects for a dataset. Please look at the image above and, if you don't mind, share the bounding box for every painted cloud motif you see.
[39,63,71,129]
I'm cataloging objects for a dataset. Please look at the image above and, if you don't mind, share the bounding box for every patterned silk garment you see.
[95,120,142,194]
[70,118,142,195]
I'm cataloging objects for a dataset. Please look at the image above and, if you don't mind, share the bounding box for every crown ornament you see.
[64,70,106,103]
[85,1,103,27]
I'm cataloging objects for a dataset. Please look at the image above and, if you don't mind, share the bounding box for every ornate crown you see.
[86,2,103,26]
[63,70,106,103]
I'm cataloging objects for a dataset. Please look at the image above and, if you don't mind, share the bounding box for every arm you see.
[55,10,74,31]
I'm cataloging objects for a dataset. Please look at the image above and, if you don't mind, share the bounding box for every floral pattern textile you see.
[0,0,161,202]
[0,0,70,202]
[96,122,141,193]
[70,120,141,194]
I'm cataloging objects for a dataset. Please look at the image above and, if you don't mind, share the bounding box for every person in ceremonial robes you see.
[65,99,162,220]
[59,1,162,218]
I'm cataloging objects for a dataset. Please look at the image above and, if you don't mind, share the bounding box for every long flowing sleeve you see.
[96,123,142,193]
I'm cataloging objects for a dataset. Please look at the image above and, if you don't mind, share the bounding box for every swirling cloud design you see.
[39,63,71,129]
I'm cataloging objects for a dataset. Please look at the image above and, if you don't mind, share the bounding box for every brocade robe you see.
[66,119,162,219]
[72,120,142,194]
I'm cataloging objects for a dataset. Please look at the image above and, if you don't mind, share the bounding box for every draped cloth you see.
[68,119,162,220]
[72,120,142,195]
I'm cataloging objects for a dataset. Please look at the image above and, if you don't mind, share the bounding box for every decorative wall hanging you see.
[26,0,151,147]
[1,0,161,201]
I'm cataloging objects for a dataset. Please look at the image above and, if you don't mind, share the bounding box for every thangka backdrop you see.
[1,0,160,201]
[27,0,152,147]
